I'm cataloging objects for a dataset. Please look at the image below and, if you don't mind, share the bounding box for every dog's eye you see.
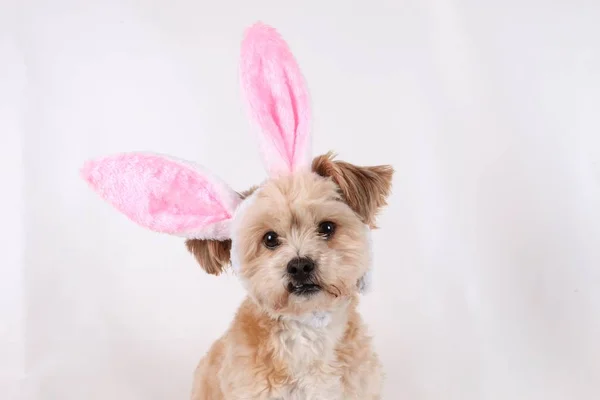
[263,231,280,249]
[317,221,336,238]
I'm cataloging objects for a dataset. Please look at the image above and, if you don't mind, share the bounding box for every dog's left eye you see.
[317,221,336,238]
[263,231,280,249]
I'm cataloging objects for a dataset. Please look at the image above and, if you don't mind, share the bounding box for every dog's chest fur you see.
[192,298,382,400]
[271,312,347,400]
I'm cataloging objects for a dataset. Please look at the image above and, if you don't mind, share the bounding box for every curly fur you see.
[190,169,392,399]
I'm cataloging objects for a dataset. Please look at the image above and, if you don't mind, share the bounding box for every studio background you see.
[2,0,600,399]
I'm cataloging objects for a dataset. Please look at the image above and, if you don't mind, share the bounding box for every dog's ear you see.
[185,186,258,275]
[186,239,232,276]
[312,152,394,228]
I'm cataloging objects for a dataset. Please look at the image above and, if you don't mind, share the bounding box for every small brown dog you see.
[188,156,392,399]
[82,23,393,400]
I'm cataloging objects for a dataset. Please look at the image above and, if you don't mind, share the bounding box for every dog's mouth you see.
[287,282,322,295]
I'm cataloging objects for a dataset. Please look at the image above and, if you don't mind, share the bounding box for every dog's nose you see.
[286,257,315,281]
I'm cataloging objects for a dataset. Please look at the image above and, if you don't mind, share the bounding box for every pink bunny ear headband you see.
[82,23,376,292]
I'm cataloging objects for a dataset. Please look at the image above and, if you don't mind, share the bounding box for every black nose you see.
[286,257,315,282]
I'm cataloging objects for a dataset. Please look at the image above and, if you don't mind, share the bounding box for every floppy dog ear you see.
[185,239,232,276]
[81,153,242,240]
[240,22,311,177]
[185,186,258,275]
[312,152,394,228]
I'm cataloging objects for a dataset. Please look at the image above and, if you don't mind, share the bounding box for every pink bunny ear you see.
[240,22,311,177]
[81,153,241,240]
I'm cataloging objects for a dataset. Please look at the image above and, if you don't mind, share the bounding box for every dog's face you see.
[231,172,371,316]
[186,153,394,317]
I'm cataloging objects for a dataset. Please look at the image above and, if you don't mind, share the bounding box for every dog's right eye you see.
[263,231,280,249]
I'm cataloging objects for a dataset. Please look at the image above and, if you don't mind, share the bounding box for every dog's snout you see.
[286,257,315,281]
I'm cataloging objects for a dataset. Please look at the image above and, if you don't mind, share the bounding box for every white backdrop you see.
[2,0,600,399]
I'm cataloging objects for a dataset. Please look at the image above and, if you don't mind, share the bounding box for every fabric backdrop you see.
[2,0,599,399]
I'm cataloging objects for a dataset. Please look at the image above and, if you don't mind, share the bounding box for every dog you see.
[188,154,392,399]
[81,23,393,399]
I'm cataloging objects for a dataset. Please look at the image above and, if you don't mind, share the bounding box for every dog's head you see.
[195,157,392,317]
[81,23,393,318]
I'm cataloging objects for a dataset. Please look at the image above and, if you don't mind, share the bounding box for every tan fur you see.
[190,169,392,399]
[186,155,393,275]
[186,239,232,275]
[192,296,382,400]
[186,187,258,275]
[312,152,394,228]
[233,173,371,317]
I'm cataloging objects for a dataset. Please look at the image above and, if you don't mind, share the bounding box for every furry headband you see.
[82,23,311,240]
